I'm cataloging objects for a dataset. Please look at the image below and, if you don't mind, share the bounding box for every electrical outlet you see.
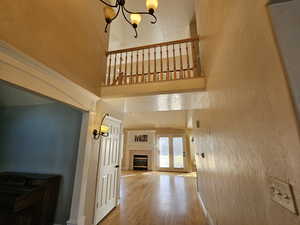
[268,177,298,215]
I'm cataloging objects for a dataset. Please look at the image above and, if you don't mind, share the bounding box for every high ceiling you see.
[101,92,208,113]
[123,110,188,129]
[101,92,208,129]
[108,0,196,50]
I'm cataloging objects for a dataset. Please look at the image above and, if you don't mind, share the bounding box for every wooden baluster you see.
[192,40,197,77]
[130,51,133,84]
[148,48,151,82]
[154,47,157,81]
[186,42,191,78]
[107,54,112,85]
[173,44,176,80]
[104,38,201,84]
[142,49,145,83]
[179,43,184,79]
[113,53,117,85]
[166,45,170,80]
[160,46,163,81]
[125,52,128,85]
[118,53,123,85]
[136,51,139,84]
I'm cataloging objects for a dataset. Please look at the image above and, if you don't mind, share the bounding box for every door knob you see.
[115,165,120,168]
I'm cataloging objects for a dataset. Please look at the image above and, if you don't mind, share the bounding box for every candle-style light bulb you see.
[103,6,116,23]
[146,0,158,14]
[130,14,142,26]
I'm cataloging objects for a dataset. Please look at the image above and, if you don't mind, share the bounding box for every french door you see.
[158,136,186,171]
[94,116,122,224]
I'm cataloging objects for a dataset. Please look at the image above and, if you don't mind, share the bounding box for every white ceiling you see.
[0,80,54,107]
[108,0,196,50]
[123,110,188,128]
[102,92,208,113]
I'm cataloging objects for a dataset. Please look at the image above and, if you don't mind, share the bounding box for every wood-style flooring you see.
[100,171,206,225]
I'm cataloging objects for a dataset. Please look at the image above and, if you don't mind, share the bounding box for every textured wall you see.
[268,0,300,128]
[0,0,108,95]
[193,0,300,225]
[121,128,192,172]
[123,111,188,129]
[0,103,82,224]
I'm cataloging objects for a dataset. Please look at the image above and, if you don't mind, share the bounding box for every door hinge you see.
[96,202,99,208]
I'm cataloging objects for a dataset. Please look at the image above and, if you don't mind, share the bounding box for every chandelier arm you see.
[133,27,138,38]
[122,7,157,24]
[111,5,121,21]
[148,13,157,24]
[121,7,138,38]
[121,6,133,26]
[98,0,118,8]
[105,23,109,32]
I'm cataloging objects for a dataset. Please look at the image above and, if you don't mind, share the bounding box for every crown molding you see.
[0,41,100,111]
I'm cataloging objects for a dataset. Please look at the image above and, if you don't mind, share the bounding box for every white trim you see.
[0,40,99,111]
[0,41,100,225]
[67,113,91,225]
[197,192,216,225]
[67,216,86,225]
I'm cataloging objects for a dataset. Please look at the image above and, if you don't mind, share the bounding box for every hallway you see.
[100,171,206,225]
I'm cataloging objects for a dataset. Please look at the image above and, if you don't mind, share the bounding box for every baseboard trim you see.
[197,192,216,225]
[67,216,85,225]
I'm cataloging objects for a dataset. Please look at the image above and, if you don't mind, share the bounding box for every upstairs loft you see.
[101,37,206,98]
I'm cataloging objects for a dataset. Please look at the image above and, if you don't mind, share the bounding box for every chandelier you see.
[99,0,159,38]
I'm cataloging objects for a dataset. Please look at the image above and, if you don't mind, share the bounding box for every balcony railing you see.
[104,37,201,86]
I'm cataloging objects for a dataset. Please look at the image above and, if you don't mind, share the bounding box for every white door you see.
[158,136,186,172]
[94,116,122,224]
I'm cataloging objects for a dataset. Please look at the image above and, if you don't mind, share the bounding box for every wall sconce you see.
[93,113,110,140]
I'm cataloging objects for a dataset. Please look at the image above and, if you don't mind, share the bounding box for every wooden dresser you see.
[0,172,61,225]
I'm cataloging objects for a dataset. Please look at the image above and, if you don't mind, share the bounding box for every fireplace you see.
[133,155,148,170]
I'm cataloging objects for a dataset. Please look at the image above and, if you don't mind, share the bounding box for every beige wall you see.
[122,128,193,172]
[269,0,300,127]
[0,0,108,95]
[194,0,300,225]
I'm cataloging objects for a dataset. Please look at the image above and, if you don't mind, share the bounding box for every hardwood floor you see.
[99,171,206,225]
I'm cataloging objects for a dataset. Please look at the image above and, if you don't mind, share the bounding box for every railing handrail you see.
[107,37,199,55]
[104,36,201,86]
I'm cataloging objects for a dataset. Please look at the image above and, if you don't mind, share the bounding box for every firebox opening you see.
[133,155,148,170]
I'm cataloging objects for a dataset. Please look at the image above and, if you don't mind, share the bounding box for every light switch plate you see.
[268,177,298,215]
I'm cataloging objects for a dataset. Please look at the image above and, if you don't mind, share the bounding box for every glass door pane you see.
[159,137,170,168]
[172,137,184,169]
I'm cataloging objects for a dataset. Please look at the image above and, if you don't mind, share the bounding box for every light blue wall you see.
[0,103,82,225]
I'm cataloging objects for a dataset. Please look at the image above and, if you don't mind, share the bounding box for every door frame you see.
[157,134,188,172]
[0,41,103,225]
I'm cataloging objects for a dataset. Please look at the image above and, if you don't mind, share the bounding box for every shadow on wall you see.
[268,0,300,126]
[0,102,82,225]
